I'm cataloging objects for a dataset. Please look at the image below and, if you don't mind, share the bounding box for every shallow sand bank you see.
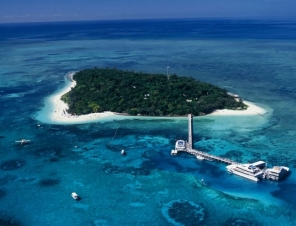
[209,100,267,116]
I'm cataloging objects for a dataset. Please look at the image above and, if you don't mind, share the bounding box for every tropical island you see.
[61,68,246,116]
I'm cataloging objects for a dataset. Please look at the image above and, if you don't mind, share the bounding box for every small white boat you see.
[71,192,79,200]
[171,149,178,155]
[121,149,125,156]
[201,178,205,186]
[196,155,205,160]
[15,138,30,145]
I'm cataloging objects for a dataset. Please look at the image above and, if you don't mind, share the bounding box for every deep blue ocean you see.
[1,19,296,225]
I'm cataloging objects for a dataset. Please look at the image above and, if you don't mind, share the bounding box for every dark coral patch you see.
[221,150,243,162]
[1,160,25,170]
[141,160,157,169]
[271,183,296,204]
[39,178,59,186]
[49,157,59,162]
[162,199,205,226]
[142,150,160,160]
[0,217,22,226]
[0,189,6,199]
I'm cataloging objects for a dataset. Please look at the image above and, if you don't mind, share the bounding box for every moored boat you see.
[71,192,79,200]
[196,155,205,160]
[263,166,289,181]
[226,162,266,182]
[15,138,30,145]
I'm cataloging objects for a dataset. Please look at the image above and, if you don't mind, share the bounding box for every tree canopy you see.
[61,68,246,116]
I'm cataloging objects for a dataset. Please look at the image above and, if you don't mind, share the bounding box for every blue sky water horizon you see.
[1,0,296,23]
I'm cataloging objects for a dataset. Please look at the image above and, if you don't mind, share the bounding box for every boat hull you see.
[228,168,259,182]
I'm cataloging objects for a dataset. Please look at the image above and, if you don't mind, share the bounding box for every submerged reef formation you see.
[0,189,6,199]
[1,160,25,171]
[0,215,21,226]
[38,178,60,187]
[161,199,205,226]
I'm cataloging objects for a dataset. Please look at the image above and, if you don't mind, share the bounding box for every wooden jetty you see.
[172,114,238,165]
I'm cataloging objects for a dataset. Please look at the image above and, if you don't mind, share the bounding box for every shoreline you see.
[49,72,116,124]
[37,72,269,125]
[208,100,268,117]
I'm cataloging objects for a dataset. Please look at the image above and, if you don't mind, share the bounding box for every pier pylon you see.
[188,114,193,149]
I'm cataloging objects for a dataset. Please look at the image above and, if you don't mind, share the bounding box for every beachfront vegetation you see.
[61,68,246,116]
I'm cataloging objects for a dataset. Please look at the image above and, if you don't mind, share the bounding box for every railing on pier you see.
[179,144,237,165]
[188,114,193,150]
[177,114,237,165]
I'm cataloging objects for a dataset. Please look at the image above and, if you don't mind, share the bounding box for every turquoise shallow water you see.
[1,19,296,225]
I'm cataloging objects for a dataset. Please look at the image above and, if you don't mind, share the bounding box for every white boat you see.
[171,149,177,155]
[201,178,205,186]
[175,140,186,151]
[71,192,79,200]
[226,162,266,182]
[263,166,289,181]
[121,149,125,156]
[251,161,266,169]
[15,138,30,145]
[196,155,205,160]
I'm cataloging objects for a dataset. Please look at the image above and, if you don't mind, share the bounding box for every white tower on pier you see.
[188,114,193,149]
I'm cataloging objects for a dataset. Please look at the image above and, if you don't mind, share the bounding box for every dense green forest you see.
[61,68,246,116]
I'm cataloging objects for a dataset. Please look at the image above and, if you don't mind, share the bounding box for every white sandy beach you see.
[48,72,115,124]
[209,100,268,116]
[43,72,268,124]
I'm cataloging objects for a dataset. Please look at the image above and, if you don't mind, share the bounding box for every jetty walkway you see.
[179,145,237,165]
[172,114,238,165]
